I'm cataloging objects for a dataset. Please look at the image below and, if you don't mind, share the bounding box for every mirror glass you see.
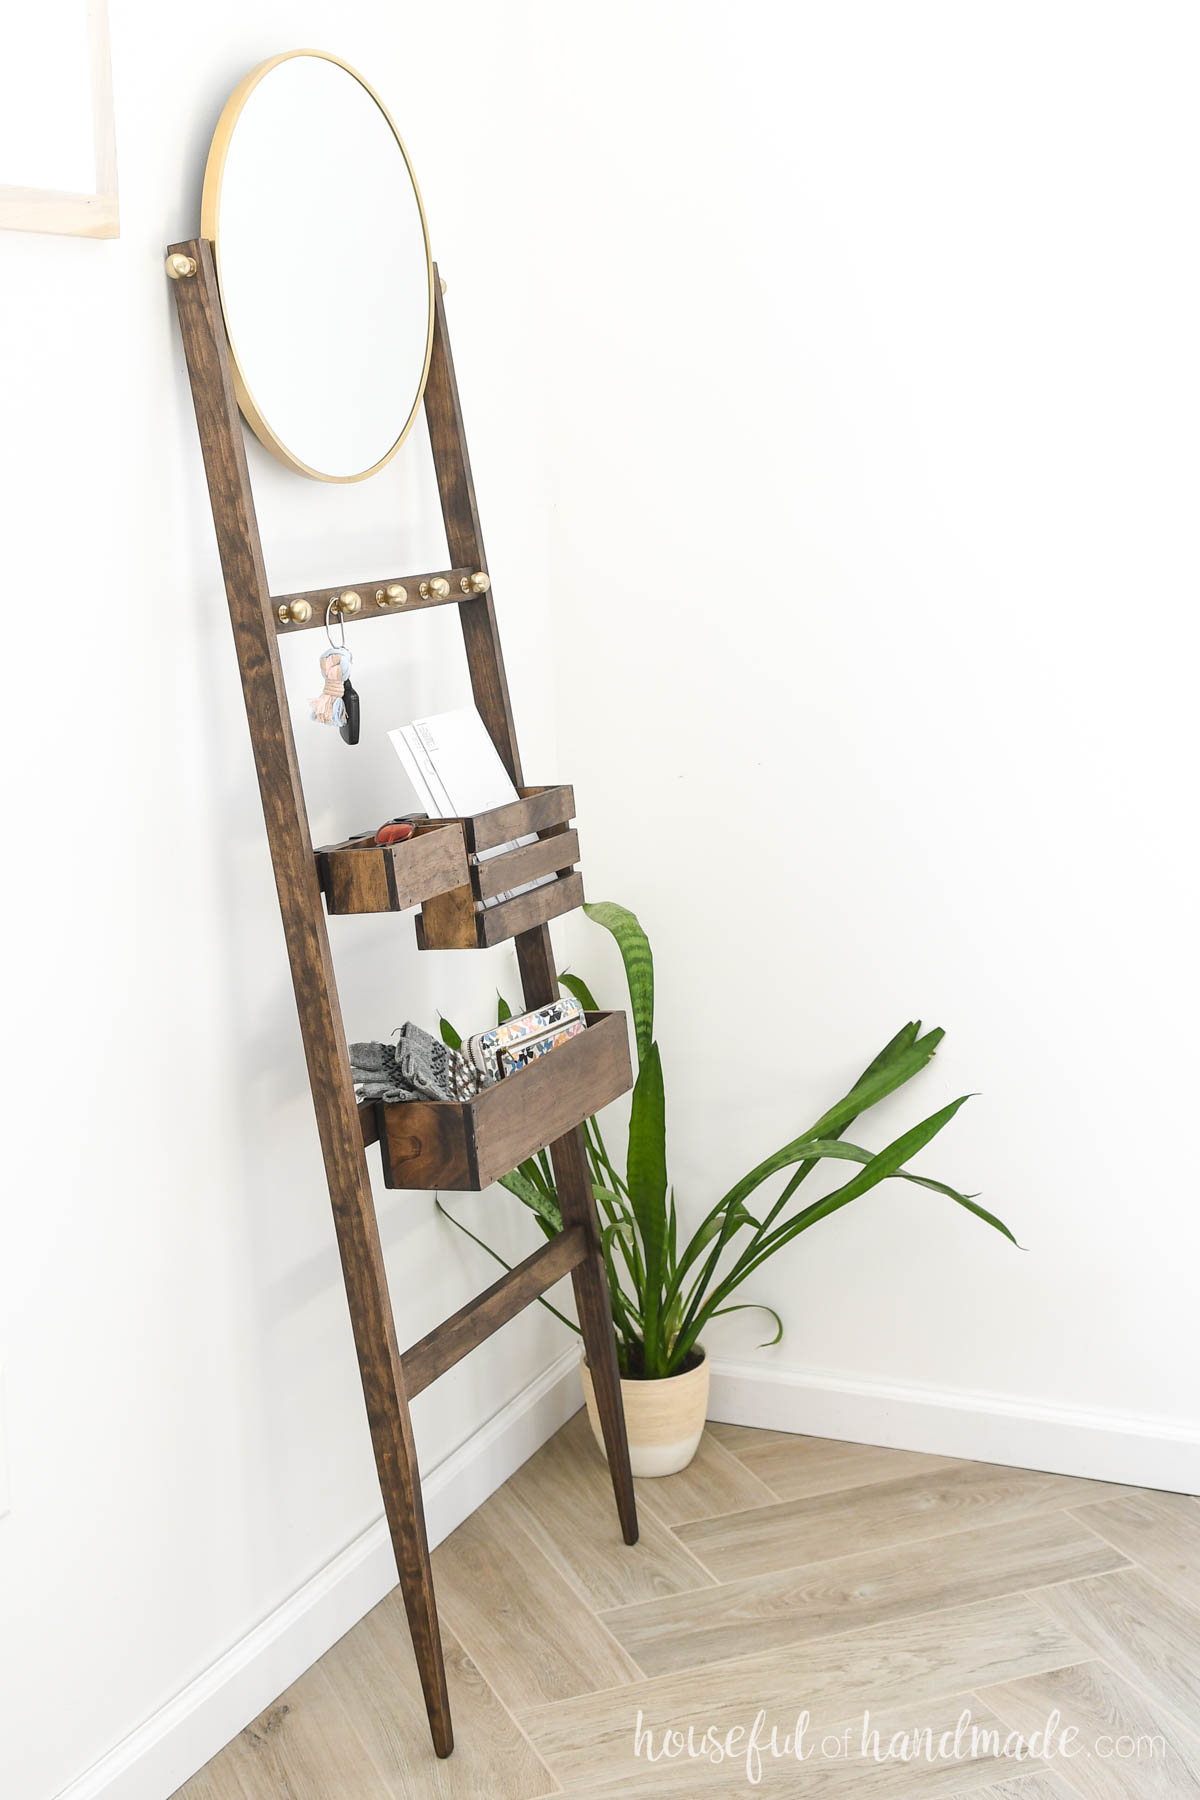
[202,51,433,483]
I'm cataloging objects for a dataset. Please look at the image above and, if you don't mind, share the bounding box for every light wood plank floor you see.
[176,1414,1200,1799]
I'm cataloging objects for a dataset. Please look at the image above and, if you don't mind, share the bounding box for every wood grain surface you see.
[178,1419,1199,1800]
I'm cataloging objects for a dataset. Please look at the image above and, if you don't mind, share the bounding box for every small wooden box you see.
[374,1011,631,1190]
[315,824,470,916]
[416,786,583,950]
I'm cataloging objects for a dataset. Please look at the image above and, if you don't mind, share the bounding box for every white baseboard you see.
[707,1357,1200,1493]
[56,1349,584,1800]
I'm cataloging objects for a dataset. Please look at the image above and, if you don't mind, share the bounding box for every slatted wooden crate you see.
[315,824,470,915]
[415,785,583,950]
[372,1011,630,1190]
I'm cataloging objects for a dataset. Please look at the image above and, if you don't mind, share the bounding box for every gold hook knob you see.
[375,583,408,608]
[330,590,362,616]
[419,577,451,600]
[277,599,313,625]
[460,571,491,594]
[166,252,197,280]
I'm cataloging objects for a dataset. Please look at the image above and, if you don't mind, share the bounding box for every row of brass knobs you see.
[277,570,489,626]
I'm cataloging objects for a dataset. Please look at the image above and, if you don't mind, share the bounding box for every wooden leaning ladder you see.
[167,238,638,1759]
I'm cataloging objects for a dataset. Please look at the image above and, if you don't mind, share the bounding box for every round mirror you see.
[201,50,434,483]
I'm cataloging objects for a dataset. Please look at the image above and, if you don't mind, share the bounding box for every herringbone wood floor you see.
[177,1413,1200,1798]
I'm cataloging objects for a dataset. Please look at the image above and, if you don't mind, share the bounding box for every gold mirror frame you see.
[200,48,434,484]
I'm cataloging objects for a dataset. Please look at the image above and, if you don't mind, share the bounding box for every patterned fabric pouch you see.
[467,997,586,1082]
[396,1021,487,1100]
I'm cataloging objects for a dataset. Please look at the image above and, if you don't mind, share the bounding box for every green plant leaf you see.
[724,1022,948,1257]
[738,1098,973,1278]
[586,1118,629,1198]
[559,971,601,1015]
[687,1028,943,1269]
[517,1154,551,1197]
[438,1014,462,1051]
[584,901,653,1066]
[497,992,513,1025]
[594,1184,645,1294]
[852,1019,923,1086]
[708,1301,784,1348]
[795,1138,1022,1247]
[593,1185,636,1226]
[666,1187,678,1282]
[808,1025,945,1141]
[669,1132,829,1297]
[625,1042,667,1373]
[674,1096,974,1365]
[686,1202,760,1259]
[499,1167,563,1236]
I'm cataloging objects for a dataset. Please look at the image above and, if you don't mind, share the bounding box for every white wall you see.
[540,0,1200,1454]
[0,6,574,1798]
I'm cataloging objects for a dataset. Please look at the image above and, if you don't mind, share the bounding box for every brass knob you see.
[277,599,313,625]
[420,576,451,600]
[166,252,197,280]
[460,570,491,594]
[375,583,408,607]
[330,590,362,616]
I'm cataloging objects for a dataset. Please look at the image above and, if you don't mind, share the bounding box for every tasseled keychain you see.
[310,604,360,744]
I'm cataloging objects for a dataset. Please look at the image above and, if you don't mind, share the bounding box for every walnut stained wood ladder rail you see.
[167,237,638,1760]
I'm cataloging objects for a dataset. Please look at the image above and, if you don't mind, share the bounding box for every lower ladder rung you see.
[401,1224,589,1397]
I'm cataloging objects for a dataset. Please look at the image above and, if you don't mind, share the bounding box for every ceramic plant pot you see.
[581,1347,710,1477]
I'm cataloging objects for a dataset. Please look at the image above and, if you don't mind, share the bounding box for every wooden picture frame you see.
[0,0,118,239]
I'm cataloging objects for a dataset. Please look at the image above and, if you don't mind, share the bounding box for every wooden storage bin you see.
[373,1011,631,1190]
[315,824,469,915]
[415,785,583,950]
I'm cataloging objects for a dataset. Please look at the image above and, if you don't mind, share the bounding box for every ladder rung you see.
[272,567,480,631]
[401,1224,589,1397]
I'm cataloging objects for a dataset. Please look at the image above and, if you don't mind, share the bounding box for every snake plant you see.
[438,902,1016,1379]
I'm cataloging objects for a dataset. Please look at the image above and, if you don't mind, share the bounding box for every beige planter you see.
[581,1348,710,1477]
